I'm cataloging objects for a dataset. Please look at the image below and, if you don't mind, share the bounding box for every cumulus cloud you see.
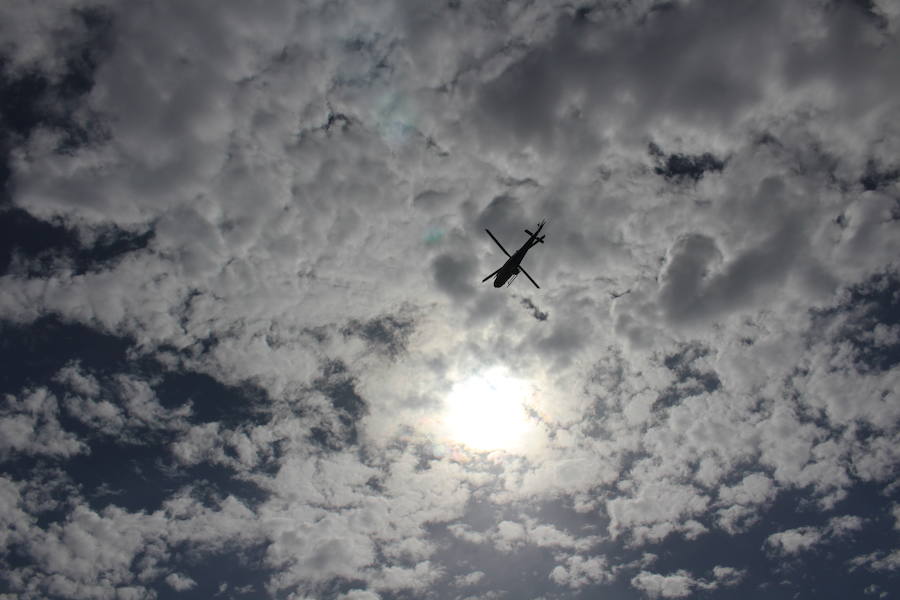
[454,571,485,587]
[483,518,597,553]
[165,573,197,591]
[0,0,898,597]
[58,369,192,444]
[549,555,613,589]
[765,527,824,555]
[630,566,745,598]
[0,388,85,459]
[765,515,865,557]
[848,550,900,573]
[630,571,695,599]
[828,515,865,537]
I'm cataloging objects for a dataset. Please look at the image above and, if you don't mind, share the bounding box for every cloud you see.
[656,215,807,326]
[0,388,86,459]
[492,520,526,551]
[764,516,864,557]
[630,566,746,598]
[1,0,899,598]
[454,571,485,587]
[483,518,597,553]
[336,591,381,600]
[370,561,443,592]
[848,550,900,573]
[828,515,865,537]
[549,555,612,589]
[0,476,35,551]
[432,253,478,299]
[710,566,746,587]
[0,473,267,598]
[715,473,777,533]
[607,478,710,546]
[23,504,167,594]
[54,362,101,397]
[165,573,197,591]
[630,571,695,599]
[717,472,776,507]
[765,527,824,555]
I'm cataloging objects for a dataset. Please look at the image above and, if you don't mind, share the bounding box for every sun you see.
[439,368,535,453]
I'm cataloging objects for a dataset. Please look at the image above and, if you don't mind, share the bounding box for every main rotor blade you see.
[485,229,512,258]
[519,264,540,289]
[481,267,501,283]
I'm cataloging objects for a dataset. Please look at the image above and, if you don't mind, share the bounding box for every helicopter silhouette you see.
[482,219,546,289]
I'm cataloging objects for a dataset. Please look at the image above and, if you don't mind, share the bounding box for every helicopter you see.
[482,219,546,289]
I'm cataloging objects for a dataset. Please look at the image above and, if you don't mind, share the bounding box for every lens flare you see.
[424,227,444,245]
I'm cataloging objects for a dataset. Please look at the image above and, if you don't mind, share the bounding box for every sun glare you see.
[439,369,535,453]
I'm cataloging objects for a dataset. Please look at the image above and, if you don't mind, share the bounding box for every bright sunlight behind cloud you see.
[439,369,536,453]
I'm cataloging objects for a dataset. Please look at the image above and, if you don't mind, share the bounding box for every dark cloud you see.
[658,216,806,324]
[470,0,782,154]
[476,194,529,242]
[860,159,900,191]
[432,253,477,299]
[649,143,726,183]
[342,311,416,358]
[657,234,723,322]
[413,189,452,213]
[520,297,548,321]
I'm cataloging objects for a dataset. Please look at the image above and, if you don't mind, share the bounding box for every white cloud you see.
[484,518,596,553]
[716,504,760,535]
[336,591,381,600]
[454,571,485,587]
[23,504,168,593]
[765,526,823,555]
[848,550,900,573]
[828,515,865,537]
[630,566,745,598]
[607,478,710,545]
[0,476,34,551]
[492,520,526,552]
[54,362,101,397]
[165,573,197,591]
[0,1,110,77]
[0,388,86,459]
[549,555,612,588]
[765,514,867,557]
[58,370,192,444]
[718,473,776,506]
[0,484,264,596]
[447,523,487,545]
[710,566,746,587]
[369,561,443,592]
[630,570,695,598]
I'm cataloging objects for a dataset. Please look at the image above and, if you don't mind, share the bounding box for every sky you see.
[1,0,899,599]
